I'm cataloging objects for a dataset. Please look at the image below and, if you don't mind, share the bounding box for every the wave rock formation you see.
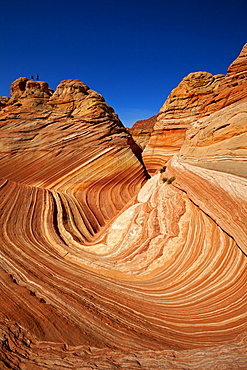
[0,45,247,369]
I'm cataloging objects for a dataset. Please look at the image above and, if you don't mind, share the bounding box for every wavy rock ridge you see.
[0,78,147,240]
[0,45,247,369]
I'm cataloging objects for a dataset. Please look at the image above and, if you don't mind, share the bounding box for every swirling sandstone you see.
[0,172,246,368]
[0,78,146,239]
[0,48,247,370]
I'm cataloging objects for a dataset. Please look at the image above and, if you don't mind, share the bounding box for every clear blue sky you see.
[1,0,246,126]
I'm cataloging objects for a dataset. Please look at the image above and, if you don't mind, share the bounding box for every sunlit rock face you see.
[0,78,146,241]
[177,45,247,179]
[143,43,247,175]
[0,45,247,370]
[178,98,247,176]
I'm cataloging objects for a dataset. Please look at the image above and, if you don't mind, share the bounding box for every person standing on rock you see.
[36,74,39,81]
[30,75,34,80]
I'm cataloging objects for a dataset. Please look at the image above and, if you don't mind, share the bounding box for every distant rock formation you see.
[0,96,9,109]
[0,45,246,369]
[143,44,247,174]
[130,114,157,149]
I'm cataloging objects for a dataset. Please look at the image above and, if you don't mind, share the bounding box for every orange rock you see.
[8,77,53,108]
[130,115,157,149]
[0,96,9,109]
[0,78,147,239]
[178,98,247,177]
[0,48,247,369]
[143,43,247,175]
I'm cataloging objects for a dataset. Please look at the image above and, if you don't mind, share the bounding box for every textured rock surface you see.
[0,96,9,109]
[0,45,247,369]
[143,43,247,174]
[0,169,246,368]
[178,98,247,177]
[1,322,246,369]
[130,115,157,149]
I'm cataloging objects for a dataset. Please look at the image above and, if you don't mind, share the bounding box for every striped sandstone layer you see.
[0,78,147,242]
[0,172,246,368]
[0,52,247,369]
[143,43,247,174]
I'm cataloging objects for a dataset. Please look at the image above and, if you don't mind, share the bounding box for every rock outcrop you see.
[178,98,247,176]
[143,44,247,174]
[0,45,247,369]
[0,96,9,109]
[130,114,157,149]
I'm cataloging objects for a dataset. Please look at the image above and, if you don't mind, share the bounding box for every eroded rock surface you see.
[143,43,247,174]
[0,47,247,369]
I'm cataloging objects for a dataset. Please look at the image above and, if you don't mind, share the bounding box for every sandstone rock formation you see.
[143,44,247,174]
[0,45,247,369]
[0,96,9,109]
[130,114,157,149]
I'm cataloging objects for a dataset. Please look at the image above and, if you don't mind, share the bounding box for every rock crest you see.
[9,77,53,105]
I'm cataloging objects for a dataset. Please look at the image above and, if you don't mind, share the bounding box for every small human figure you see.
[36,74,39,81]
[30,75,34,80]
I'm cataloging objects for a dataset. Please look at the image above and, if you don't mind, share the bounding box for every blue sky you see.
[1,0,246,126]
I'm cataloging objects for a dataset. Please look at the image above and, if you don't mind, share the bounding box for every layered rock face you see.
[143,44,247,174]
[178,45,247,178]
[0,46,247,370]
[0,78,146,238]
[130,114,157,149]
